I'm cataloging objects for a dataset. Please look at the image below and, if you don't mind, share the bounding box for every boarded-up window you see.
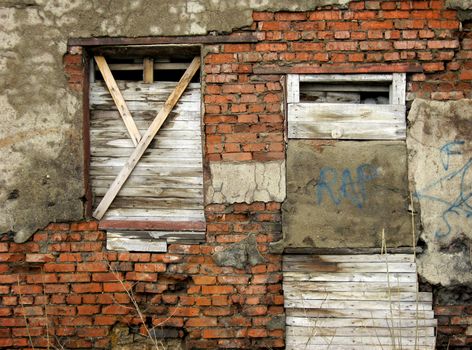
[87,46,203,251]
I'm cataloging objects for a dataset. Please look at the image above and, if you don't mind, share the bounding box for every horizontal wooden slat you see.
[95,62,191,71]
[288,103,406,140]
[91,147,202,158]
[283,281,417,293]
[283,272,417,283]
[90,81,200,102]
[300,83,390,93]
[91,110,200,123]
[90,166,202,177]
[285,300,432,311]
[299,74,394,83]
[91,137,201,149]
[286,325,434,337]
[106,236,167,252]
[93,186,202,198]
[99,220,205,231]
[286,316,436,328]
[91,156,202,168]
[92,176,202,190]
[284,291,432,302]
[286,308,434,319]
[283,261,416,273]
[284,254,415,263]
[286,345,432,350]
[91,100,200,112]
[103,208,204,220]
[286,336,435,346]
[107,230,204,247]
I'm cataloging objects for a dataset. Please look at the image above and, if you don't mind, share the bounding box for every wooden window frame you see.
[286,73,407,141]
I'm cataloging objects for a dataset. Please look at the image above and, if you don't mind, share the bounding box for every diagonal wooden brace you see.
[94,55,142,146]
[93,56,201,220]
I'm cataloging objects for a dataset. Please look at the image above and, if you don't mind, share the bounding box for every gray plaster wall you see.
[408,99,472,286]
[0,0,348,242]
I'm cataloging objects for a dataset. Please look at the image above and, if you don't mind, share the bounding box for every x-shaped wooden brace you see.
[92,56,201,220]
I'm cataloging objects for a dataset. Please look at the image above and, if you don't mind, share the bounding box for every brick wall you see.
[3,0,472,348]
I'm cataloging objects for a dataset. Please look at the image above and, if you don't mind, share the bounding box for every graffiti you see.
[316,163,379,208]
[415,140,472,239]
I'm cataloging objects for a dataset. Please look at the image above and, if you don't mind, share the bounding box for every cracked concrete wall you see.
[408,99,472,286]
[206,161,286,204]
[0,0,347,242]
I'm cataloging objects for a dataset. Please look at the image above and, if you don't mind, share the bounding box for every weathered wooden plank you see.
[286,325,434,337]
[92,176,203,190]
[94,56,141,146]
[299,74,393,83]
[91,156,202,168]
[283,272,417,283]
[90,100,200,112]
[284,254,415,263]
[284,247,422,255]
[91,109,201,123]
[90,137,201,149]
[286,345,432,350]
[92,186,203,198]
[90,84,200,103]
[390,73,406,105]
[283,261,416,273]
[90,147,202,158]
[284,300,432,311]
[284,291,432,302]
[288,103,406,140]
[283,281,417,293]
[99,220,205,231]
[95,62,190,71]
[286,335,435,346]
[103,208,204,219]
[286,308,434,319]
[286,316,436,328]
[287,74,300,103]
[101,196,203,210]
[107,230,205,243]
[89,165,203,177]
[300,83,390,93]
[90,130,201,142]
[143,58,154,83]
[106,235,167,252]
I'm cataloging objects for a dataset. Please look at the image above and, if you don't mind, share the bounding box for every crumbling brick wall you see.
[2,1,472,348]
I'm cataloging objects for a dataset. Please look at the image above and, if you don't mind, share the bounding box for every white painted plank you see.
[106,235,167,252]
[283,262,416,273]
[390,73,406,105]
[284,254,415,263]
[285,345,432,350]
[286,335,435,346]
[283,281,417,293]
[286,316,436,328]
[284,291,432,302]
[283,272,417,283]
[287,103,406,140]
[104,208,204,219]
[93,186,203,198]
[284,300,432,311]
[299,74,393,83]
[286,308,435,319]
[287,74,300,103]
[286,325,434,337]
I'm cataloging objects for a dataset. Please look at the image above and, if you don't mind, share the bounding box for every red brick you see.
[71,283,102,293]
[58,273,90,283]
[102,304,130,315]
[202,328,235,339]
[94,315,118,325]
[77,305,100,315]
[193,276,217,285]
[168,306,199,317]
[77,327,108,337]
[25,254,55,263]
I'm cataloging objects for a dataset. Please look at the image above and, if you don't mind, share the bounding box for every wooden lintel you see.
[69,33,257,47]
[253,63,423,75]
[99,220,206,231]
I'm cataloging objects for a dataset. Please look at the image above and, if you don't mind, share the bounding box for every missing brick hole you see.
[434,284,472,305]
[7,189,19,200]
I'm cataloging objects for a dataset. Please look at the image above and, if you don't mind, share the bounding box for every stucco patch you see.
[408,98,472,286]
[206,160,286,204]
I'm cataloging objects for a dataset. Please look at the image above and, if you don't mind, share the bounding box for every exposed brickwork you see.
[3,0,472,348]
[0,203,283,349]
[435,305,472,348]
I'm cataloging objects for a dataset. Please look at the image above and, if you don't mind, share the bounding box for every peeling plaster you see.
[408,98,472,286]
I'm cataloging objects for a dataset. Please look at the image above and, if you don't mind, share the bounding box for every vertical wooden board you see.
[143,58,154,83]
[391,73,406,105]
[286,74,299,103]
